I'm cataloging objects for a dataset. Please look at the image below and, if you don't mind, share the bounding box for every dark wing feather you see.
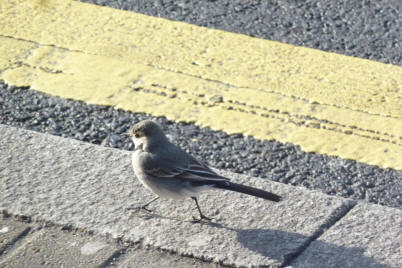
[143,154,230,184]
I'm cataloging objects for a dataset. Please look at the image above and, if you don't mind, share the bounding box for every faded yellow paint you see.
[0,0,401,170]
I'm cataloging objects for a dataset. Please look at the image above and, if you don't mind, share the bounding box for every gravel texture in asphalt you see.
[1,82,401,209]
[80,0,401,66]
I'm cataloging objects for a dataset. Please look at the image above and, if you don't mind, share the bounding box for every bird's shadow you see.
[128,208,391,268]
[205,221,391,268]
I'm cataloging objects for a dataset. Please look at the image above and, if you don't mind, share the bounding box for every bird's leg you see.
[141,196,160,212]
[126,196,159,212]
[191,197,211,222]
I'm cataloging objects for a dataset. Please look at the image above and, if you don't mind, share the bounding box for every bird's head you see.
[129,120,167,151]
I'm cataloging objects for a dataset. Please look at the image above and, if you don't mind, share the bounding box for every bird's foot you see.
[191,214,212,223]
[125,205,153,213]
[140,205,153,213]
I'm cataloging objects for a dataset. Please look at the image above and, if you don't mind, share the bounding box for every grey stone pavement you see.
[0,124,401,268]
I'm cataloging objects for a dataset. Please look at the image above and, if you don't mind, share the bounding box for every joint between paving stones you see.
[97,246,128,268]
[280,201,357,267]
[0,226,31,258]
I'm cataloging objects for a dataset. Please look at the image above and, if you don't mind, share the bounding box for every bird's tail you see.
[215,181,281,202]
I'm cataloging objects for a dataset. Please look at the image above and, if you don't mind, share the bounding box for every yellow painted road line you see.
[0,0,401,169]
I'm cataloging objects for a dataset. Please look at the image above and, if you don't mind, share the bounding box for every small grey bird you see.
[129,120,281,221]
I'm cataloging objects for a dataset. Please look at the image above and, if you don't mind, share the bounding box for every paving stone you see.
[116,246,219,268]
[289,202,402,268]
[0,227,121,268]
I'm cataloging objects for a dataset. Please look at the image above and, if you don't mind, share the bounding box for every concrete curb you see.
[0,124,400,267]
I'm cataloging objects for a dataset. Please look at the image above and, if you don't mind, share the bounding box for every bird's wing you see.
[143,155,230,184]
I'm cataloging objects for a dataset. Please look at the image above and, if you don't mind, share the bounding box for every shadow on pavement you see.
[206,221,391,268]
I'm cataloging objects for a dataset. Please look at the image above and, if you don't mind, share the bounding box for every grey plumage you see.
[130,120,281,221]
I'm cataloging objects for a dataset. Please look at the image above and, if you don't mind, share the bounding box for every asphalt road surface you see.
[81,0,401,66]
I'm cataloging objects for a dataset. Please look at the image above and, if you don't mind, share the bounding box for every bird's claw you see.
[141,206,153,213]
[125,206,153,213]
[191,215,212,223]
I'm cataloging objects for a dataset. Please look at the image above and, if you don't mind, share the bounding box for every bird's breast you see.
[132,150,143,175]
